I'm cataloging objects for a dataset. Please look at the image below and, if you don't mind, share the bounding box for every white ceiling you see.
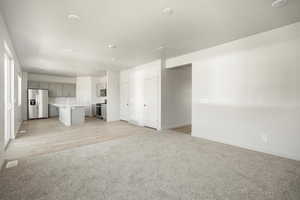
[1,0,300,76]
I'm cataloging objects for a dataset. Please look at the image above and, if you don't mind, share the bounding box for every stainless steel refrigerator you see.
[28,89,49,119]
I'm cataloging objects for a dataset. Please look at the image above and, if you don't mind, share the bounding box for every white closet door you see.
[129,69,144,125]
[143,77,158,129]
[120,82,129,121]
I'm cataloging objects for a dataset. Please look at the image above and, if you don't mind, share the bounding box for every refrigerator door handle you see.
[35,96,38,106]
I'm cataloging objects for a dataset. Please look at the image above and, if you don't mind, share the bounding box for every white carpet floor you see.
[1,121,300,200]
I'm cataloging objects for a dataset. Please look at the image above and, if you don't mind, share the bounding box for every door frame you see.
[4,42,15,148]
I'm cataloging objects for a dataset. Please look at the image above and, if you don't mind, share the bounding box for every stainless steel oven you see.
[96,103,106,120]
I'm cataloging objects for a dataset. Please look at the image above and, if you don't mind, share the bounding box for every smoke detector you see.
[272,0,288,8]
[67,14,80,20]
[108,44,117,49]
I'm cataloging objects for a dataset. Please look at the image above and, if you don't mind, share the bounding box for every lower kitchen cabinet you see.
[49,104,59,117]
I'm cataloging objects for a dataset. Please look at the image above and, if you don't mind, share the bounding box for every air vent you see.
[272,0,288,8]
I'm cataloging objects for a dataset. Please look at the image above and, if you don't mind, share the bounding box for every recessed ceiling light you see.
[156,46,165,51]
[67,14,80,20]
[272,0,288,8]
[108,44,116,49]
[162,7,174,15]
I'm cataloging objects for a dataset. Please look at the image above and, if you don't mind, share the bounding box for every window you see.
[18,74,22,106]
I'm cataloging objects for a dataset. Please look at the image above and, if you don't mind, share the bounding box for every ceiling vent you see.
[272,0,288,8]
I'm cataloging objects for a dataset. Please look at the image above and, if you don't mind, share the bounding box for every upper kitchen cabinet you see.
[69,84,76,97]
[39,82,49,89]
[28,81,40,89]
[29,80,76,97]
[55,83,63,97]
[63,84,76,97]
[48,83,57,97]
[62,84,70,97]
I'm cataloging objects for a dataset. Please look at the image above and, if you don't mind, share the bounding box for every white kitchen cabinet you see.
[49,104,59,117]
[58,105,85,126]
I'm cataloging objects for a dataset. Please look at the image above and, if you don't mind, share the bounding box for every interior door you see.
[143,77,158,129]
[120,82,129,121]
[4,53,14,147]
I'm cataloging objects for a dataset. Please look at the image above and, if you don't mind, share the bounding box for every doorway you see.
[4,44,15,148]
[165,64,192,134]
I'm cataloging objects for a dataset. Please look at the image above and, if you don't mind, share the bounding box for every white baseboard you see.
[14,120,23,139]
[165,123,191,130]
[0,157,4,172]
[191,133,300,161]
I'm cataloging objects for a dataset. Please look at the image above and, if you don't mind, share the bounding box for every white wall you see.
[165,65,192,129]
[14,69,23,137]
[76,76,93,116]
[76,76,107,116]
[28,73,76,83]
[0,13,23,168]
[166,22,300,161]
[22,72,28,120]
[107,71,120,122]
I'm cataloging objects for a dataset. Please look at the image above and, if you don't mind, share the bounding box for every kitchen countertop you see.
[50,103,88,108]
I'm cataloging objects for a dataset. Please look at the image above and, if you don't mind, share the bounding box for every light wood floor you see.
[5,117,153,160]
[171,125,192,134]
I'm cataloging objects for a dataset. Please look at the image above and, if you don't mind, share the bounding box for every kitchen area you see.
[26,73,111,126]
